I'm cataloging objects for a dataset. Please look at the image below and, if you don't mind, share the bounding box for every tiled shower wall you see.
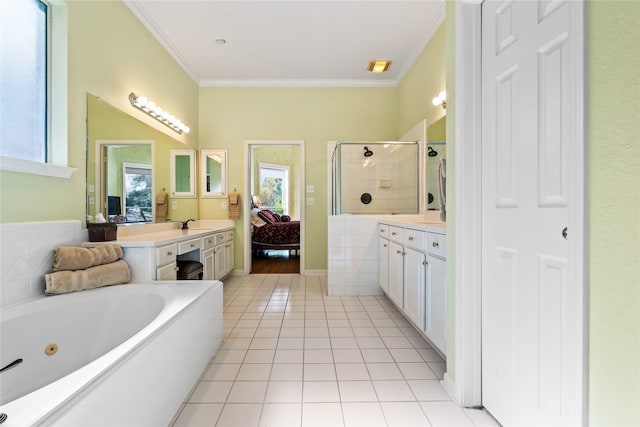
[338,143,419,215]
[327,215,383,296]
[0,220,84,307]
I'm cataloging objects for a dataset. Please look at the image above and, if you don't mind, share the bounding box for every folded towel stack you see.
[45,244,131,295]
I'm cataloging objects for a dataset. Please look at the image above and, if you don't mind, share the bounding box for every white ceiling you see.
[124,0,445,87]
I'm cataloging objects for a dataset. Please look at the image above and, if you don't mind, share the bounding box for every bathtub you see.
[0,281,223,426]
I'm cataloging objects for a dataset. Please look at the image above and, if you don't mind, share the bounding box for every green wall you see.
[587,1,640,424]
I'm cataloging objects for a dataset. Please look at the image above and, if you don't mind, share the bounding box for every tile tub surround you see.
[172,274,498,427]
[0,220,84,307]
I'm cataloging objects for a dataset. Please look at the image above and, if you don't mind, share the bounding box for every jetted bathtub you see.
[0,281,223,426]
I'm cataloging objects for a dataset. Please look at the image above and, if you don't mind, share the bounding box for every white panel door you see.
[481,0,583,425]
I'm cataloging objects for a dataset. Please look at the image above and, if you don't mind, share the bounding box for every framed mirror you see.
[170,149,196,198]
[200,149,227,198]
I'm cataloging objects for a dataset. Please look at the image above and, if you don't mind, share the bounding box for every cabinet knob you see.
[392,232,397,236]
[423,260,428,266]
[432,241,439,248]
[408,236,414,241]
[402,251,406,256]
[383,243,388,248]
[167,251,173,256]
[396,250,402,254]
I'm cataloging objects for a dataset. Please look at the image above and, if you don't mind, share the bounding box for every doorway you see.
[244,140,305,275]
[453,1,586,424]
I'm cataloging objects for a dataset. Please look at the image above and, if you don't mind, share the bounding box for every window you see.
[123,163,152,223]
[0,0,71,178]
[258,163,289,215]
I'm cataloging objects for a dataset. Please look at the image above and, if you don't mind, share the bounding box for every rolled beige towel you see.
[53,244,123,272]
[45,260,131,295]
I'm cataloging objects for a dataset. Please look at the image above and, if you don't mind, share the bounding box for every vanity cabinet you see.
[214,230,234,280]
[156,243,178,280]
[379,221,446,355]
[201,234,216,280]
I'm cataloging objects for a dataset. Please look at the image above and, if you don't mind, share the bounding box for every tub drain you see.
[45,343,58,356]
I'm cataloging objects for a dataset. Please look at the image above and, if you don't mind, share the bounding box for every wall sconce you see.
[128,92,190,134]
[432,91,446,109]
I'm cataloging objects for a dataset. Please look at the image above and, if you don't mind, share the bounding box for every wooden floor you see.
[251,250,300,274]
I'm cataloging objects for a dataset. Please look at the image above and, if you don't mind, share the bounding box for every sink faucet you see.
[181,219,195,230]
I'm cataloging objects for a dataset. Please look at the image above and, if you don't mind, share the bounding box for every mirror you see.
[426,115,446,212]
[170,149,196,198]
[200,149,228,198]
[86,94,198,224]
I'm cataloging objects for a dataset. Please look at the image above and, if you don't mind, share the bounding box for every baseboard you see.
[303,269,327,276]
[441,373,458,402]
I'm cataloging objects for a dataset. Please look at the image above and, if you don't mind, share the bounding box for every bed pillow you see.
[273,213,282,222]
[280,215,291,222]
[257,209,278,224]
[251,208,267,228]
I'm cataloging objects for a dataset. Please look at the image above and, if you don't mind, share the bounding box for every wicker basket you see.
[87,223,118,242]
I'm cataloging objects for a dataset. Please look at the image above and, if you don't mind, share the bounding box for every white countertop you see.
[376,214,447,234]
[84,220,234,248]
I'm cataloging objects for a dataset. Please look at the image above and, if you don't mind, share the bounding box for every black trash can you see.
[177,260,203,280]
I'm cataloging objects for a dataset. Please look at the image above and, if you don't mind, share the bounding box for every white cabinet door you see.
[224,240,234,278]
[156,262,177,281]
[388,241,404,309]
[214,243,226,280]
[403,247,426,330]
[202,248,214,280]
[378,237,389,294]
[425,255,446,354]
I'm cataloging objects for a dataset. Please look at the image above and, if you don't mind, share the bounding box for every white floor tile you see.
[304,349,334,363]
[389,348,424,363]
[421,401,475,426]
[264,381,303,403]
[397,362,438,380]
[331,337,359,349]
[212,349,247,364]
[380,401,430,426]
[226,381,268,403]
[335,363,370,381]
[249,338,278,350]
[303,381,341,402]
[304,337,332,349]
[216,403,262,427]
[173,403,223,426]
[270,363,304,381]
[332,349,364,363]
[304,363,337,381]
[407,379,451,401]
[341,402,387,427]
[244,349,276,364]
[463,408,501,426]
[428,361,446,380]
[275,349,304,364]
[259,403,302,427]
[236,364,272,381]
[202,364,241,381]
[372,380,415,402]
[355,337,386,349]
[278,337,305,350]
[302,403,344,427]
[338,381,378,402]
[189,381,233,403]
[361,349,394,363]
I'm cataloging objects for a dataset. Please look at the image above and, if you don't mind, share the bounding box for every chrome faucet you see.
[181,219,195,230]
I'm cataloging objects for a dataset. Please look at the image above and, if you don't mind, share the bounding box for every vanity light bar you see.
[128,92,190,134]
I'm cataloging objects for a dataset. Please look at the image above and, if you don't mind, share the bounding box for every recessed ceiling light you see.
[367,60,392,73]
[215,39,226,45]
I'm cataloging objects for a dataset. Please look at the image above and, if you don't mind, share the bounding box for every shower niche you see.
[331,141,419,215]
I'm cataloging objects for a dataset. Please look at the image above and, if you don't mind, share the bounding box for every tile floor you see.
[172,274,498,427]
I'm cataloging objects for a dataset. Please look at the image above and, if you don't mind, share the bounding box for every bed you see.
[251,209,300,253]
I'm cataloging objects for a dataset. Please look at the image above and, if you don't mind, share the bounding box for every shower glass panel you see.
[332,142,419,215]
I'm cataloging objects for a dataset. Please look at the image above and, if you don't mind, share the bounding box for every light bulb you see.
[168,115,176,124]
[136,96,148,107]
[439,91,446,101]
[183,126,190,134]
[145,101,156,112]
[161,111,169,120]
[432,97,441,106]
[154,106,163,116]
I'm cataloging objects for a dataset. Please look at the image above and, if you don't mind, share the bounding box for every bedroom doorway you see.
[244,140,305,275]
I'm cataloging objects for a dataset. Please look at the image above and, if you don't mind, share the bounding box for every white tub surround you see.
[0,281,223,427]
[84,220,235,281]
[0,220,84,307]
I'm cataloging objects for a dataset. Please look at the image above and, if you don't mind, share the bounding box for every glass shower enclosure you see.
[331,141,420,215]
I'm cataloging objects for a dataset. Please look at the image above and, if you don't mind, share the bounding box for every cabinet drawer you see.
[178,238,200,255]
[225,230,235,242]
[389,226,404,243]
[214,232,226,245]
[156,244,177,267]
[157,262,177,281]
[378,224,390,238]
[404,228,426,251]
[427,232,446,258]
[202,234,216,251]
